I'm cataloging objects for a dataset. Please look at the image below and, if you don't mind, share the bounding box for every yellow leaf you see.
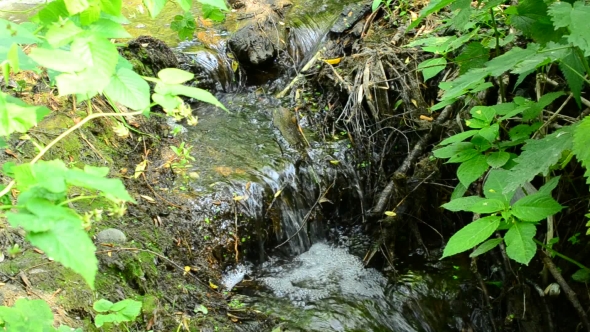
[140,195,155,202]
[233,195,245,201]
[384,211,397,217]
[411,99,417,107]
[184,266,190,275]
[232,60,239,72]
[134,160,147,179]
[329,160,340,165]
[113,123,130,138]
[209,281,218,289]
[323,57,342,65]
[274,189,282,198]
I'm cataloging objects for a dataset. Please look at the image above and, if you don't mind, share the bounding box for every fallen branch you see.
[371,103,455,215]
[540,250,590,331]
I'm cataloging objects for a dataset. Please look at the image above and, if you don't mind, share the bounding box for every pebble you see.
[95,228,127,244]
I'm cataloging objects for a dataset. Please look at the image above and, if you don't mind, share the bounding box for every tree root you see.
[540,250,590,331]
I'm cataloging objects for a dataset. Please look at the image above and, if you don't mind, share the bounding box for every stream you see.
[0,1,493,331]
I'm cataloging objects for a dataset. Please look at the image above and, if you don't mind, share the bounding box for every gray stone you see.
[95,228,127,244]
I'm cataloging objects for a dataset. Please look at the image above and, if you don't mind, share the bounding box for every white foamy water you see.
[260,242,386,305]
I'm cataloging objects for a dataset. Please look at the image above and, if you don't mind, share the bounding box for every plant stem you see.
[489,8,505,102]
[0,110,144,198]
[58,195,99,206]
[534,239,589,270]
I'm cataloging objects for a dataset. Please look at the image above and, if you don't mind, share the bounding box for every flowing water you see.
[1,1,491,330]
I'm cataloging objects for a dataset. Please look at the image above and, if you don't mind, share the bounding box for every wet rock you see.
[121,36,179,77]
[330,1,372,34]
[95,228,127,244]
[228,0,292,67]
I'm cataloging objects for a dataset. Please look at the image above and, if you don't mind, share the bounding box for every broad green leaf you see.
[572,269,590,282]
[104,67,150,111]
[449,0,471,31]
[512,193,563,222]
[175,0,192,11]
[522,91,565,121]
[457,154,489,187]
[45,20,84,48]
[478,123,499,143]
[537,176,560,196]
[433,142,474,159]
[418,58,447,82]
[442,216,501,258]
[470,238,503,257]
[157,68,194,85]
[71,33,118,76]
[152,93,182,110]
[143,0,167,18]
[573,116,590,185]
[455,42,489,74]
[80,2,101,25]
[88,19,131,39]
[451,182,467,199]
[155,83,227,111]
[7,43,19,74]
[509,0,563,44]
[372,0,382,11]
[504,222,536,265]
[447,148,480,163]
[464,198,505,214]
[487,151,510,168]
[93,299,114,312]
[504,126,574,193]
[549,2,590,56]
[408,0,454,30]
[439,130,478,146]
[486,44,539,77]
[110,299,142,319]
[197,0,229,11]
[0,19,41,44]
[64,0,90,15]
[508,123,541,141]
[66,167,135,202]
[0,299,54,330]
[55,68,109,97]
[483,169,516,203]
[100,0,122,15]
[0,94,50,136]
[559,48,585,107]
[201,4,225,22]
[436,67,491,107]
[33,0,70,25]
[442,195,487,212]
[28,48,88,73]
[7,198,81,233]
[27,218,97,288]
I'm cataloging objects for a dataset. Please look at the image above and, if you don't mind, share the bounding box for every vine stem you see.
[0,110,144,198]
[533,238,590,270]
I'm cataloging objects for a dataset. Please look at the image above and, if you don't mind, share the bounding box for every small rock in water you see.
[95,228,127,244]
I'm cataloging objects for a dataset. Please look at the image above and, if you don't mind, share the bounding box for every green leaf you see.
[509,123,541,141]
[80,2,101,26]
[509,0,563,44]
[442,195,487,212]
[100,0,122,16]
[104,67,150,111]
[470,238,503,257]
[442,216,501,258]
[504,222,537,265]
[45,20,84,48]
[155,84,227,111]
[7,198,81,232]
[174,0,192,11]
[28,48,88,73]
[572,269,590,283]
[55,68,108,97]
[512,193,563,222]
[451,182,467,199]
[537,176,560,196]
[372,0,382,11]
[0,299,54,330]
[0,94,50,136]
[201,4,225,22]
[487,151,510,168]
[0,19,41,44]
[152,93,181,110]
[93,299,114,313]
[33,0,70,25]
[26,212,98,288]
[64,0,90,15]
[157,68,194,85]
[478,124,499,143]
[464,198,506,214]
[88,19,132,39]
[447,148,480,163]
[418,58,447,82]
[483,169,516,203]
[522,91,565,121]
[486,44,539,77]
[433,142,474,159]
[71,33,118,76]
[66,167,135,202]
[573,115,590,185]
[457,154,489,187]
[559,48,585,107]
[439,130,478,146]
[436,68,491,107]
[549,1,590,56]
[455,42,489,74]
[408,0,454,30]
[197,0,229,11]
[110,299,142,319]
[504,126,574,193]
[143,0,167,18]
